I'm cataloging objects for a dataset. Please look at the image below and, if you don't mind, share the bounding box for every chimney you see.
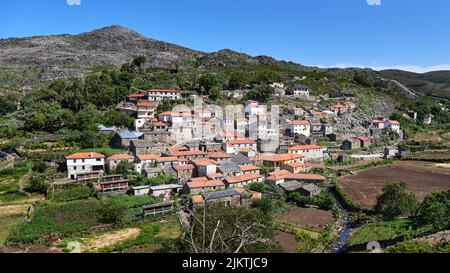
[91,152,94,157]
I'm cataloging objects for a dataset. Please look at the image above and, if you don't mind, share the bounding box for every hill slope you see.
[380,70,450,98]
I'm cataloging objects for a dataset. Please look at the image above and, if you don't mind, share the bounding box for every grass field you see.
[348,219,422,246]
[0,216,24,245]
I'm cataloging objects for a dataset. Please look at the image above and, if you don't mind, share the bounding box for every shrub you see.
[374,182,418,220]
[48,185,95,202]
[26,175,49,194]
[386,240,433,253]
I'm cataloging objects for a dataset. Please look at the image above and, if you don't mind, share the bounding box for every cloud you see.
[67,0,81,6]
[313,63,450,73]
[367,0,382,6]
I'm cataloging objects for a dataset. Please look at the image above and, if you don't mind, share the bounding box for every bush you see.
[386,240,433,253]
[374,182,418,220]
[414,190,450,230]
[48,185,95,202]
[96,198,127,225]
[26,175,49,194]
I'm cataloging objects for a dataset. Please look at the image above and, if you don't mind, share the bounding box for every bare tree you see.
[178,204,273,253]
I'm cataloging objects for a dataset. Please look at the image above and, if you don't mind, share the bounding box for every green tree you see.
[114,160,135,176]
[414,190,450,230]
[27,175,49,194]
[244,85,275,103]
[208,87,220,101]
[229,71,248,89]
[374,182,418,220]
[96,198,127,224]
[199,73,218,93]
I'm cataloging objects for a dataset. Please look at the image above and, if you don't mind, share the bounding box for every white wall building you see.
[288,145,324,162]
[65,152,105,179]
[287,121,311,137]
[223,140,257,154]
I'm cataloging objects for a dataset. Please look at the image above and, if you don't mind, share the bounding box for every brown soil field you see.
[274,231,297,253]
[338,161,450,208]
[277,207,334,230]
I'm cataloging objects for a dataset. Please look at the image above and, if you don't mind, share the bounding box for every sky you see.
[0,0,449,73]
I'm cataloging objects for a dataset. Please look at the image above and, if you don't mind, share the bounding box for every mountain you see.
[0,25,448,100]
[0,25,295,91]
[379,70,450,99]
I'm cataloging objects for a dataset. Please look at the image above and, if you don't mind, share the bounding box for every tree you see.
[414,190,450,230]
[229,71,247,90]
[208,87,220,101]
[169,204,274,253]
[374,182,418,220]
[114,161,135,176]
[96,198,127,224]
[27,175,49,194]
[244,85,275,103]
[199,73,218,93]
[132,55,147,69]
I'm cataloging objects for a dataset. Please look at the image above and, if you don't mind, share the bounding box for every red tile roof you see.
[170,150,208,157]
[191,159,217,166]
[239,165,260,172]
[190,177,209,182]
[137,101,156,107]
[156,156,178,162]
[357,136,371,142]
[192,195,204,204]
[255,154,304,162]
[65,152,105,159]
[288,145,322,151]
[137,154,159,161]
[208,152,231,158]
[226,173,262,184]
[187,180,225,189]
[128,94,146,98]
[174,164,195,171]
[288,120,310,126]
[226,139,256,146]
[107,154,133,160]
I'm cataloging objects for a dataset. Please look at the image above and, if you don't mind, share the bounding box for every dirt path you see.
[80,228,140,253]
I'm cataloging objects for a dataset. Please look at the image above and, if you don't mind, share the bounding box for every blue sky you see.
[1,0,449,72]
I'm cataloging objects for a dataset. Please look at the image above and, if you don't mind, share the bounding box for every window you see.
[96,159,101,162]
[74,166,77,170]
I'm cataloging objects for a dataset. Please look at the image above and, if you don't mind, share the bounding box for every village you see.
[61,83,405,216]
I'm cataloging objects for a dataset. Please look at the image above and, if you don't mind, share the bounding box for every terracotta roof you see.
[159,111,172,116]
[128,94,145,98]
[191,159,217,166]
[288,145,322,151]
[190,177,209,182]
[156,156,178,162]
[137,154,159,161]
[108,154,133,160]
[267,170,292,180]
[170,150,208,157]
[208,173,224,179]
[187,180,225,189]
[226,139,256,146]
[137,101,156,107]
[192,195,204,204]
[239,165,260,172]
[208,152,231,158]
[357,136,371,142]
[153,121,167,127]
[174,164,195,171]
[288,120,310,126]
[330,104,347,109]
[388,120,400,125]
[256,154,304,162]
[172,112,193,117]
[226,173,262,184]
[65,152,105,159]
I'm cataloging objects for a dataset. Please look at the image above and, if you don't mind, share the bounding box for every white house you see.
[286,84,310,97]
[146,89,188,101]
[223,139,257,154]
[65,152,105,179]
[288,145,324,162]
[287,120,311,137]
[244,100,266,116]
[385,120,401,133]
